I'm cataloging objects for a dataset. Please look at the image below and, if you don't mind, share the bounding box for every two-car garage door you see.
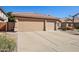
[17,20,44,32]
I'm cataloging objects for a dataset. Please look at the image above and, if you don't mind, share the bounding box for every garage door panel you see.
[18,21,43,32]
[46,22,54,30]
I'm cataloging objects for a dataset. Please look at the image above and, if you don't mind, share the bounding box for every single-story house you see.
[60,18,79,30]
[0,8,8,31]
[12,12,61,32]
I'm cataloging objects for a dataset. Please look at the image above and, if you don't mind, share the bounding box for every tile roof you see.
[60,17,79,23]
[12,12,59,20]
[59,18,66,22]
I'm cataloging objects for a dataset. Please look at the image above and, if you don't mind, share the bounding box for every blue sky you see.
[2,6,79,18]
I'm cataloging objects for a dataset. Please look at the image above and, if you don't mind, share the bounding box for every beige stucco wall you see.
[56,21,61,29]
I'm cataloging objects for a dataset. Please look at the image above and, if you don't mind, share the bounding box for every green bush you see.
[0,35,16,52]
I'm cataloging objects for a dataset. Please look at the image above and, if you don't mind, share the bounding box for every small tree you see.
[7,12,16,31]
[7,12,16,22]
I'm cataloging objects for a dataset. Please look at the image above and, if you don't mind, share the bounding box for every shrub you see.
[7,12,16,22]
[0,35,16,52]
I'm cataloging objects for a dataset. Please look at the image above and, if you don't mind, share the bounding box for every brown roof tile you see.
[61,17,79,23]
[12,12,59,20]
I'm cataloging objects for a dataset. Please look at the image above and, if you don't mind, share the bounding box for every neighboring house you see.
[66,18,79,29]
[12,12,61,32]
[60,18,79,30]
[60,18,68,30]
[0,8,8,31]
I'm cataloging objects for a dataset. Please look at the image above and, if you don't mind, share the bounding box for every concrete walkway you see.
[17,31,79,52]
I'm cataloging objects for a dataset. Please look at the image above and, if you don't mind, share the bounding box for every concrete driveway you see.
[17,31,79,52]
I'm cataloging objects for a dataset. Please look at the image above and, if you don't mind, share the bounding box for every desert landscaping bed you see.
[0,32,16,52]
